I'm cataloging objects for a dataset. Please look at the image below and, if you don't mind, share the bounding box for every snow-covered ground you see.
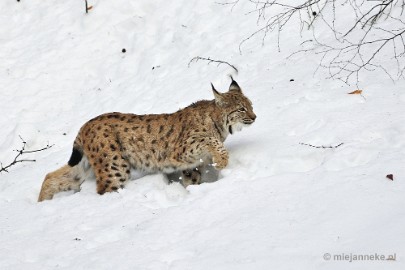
[1,1,404,269]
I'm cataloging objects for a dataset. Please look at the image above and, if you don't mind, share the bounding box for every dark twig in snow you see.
[0,136,53,173]
[299,142,344,149]
[188,56,239,73]
[85,0,91,14]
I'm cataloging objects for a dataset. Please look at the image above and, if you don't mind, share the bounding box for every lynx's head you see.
[212,78,256,135]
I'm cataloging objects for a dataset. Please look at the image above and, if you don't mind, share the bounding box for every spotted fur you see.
[38,78,256,201]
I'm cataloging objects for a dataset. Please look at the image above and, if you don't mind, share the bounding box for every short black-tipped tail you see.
[68,147,83,167]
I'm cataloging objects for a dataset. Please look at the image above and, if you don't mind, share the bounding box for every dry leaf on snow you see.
[348,89,363,95]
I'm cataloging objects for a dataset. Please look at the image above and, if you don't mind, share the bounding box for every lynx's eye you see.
[237,108,246,113]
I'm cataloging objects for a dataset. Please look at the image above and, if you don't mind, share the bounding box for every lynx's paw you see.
[181,168,202,187]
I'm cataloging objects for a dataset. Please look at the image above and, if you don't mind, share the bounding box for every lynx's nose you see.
[250,113,257,122]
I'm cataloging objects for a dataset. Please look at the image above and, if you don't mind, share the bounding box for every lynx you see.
[38,78,256,201]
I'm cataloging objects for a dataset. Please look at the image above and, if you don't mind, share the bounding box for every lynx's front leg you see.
[206,138,229,170]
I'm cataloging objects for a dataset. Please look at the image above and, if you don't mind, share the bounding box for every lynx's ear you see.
[229,76,242,92]
[211,83,225,106]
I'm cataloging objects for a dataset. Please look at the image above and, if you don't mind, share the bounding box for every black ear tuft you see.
[211,82,225,106]
[211,82,221,95]
[229,77,241,92]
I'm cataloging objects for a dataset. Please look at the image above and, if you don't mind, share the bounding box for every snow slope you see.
[0,0,404,269]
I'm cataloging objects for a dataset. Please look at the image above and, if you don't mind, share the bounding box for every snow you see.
[1,0,404,269]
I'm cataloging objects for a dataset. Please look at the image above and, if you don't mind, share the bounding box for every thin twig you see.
[299,142,344,149]
[188,56,239,73]
[85,0,92,14]
[0,136,53,173]
[215,0,240,11]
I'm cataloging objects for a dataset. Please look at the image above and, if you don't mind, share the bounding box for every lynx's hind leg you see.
[79,125,132,195]
[84,144,131,195]
[38,160,89,202]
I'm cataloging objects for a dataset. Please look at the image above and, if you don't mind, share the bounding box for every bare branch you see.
[0,137,53,173]
[225,0,405,84]
[188,56,239,73]
[299,142,344,149]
